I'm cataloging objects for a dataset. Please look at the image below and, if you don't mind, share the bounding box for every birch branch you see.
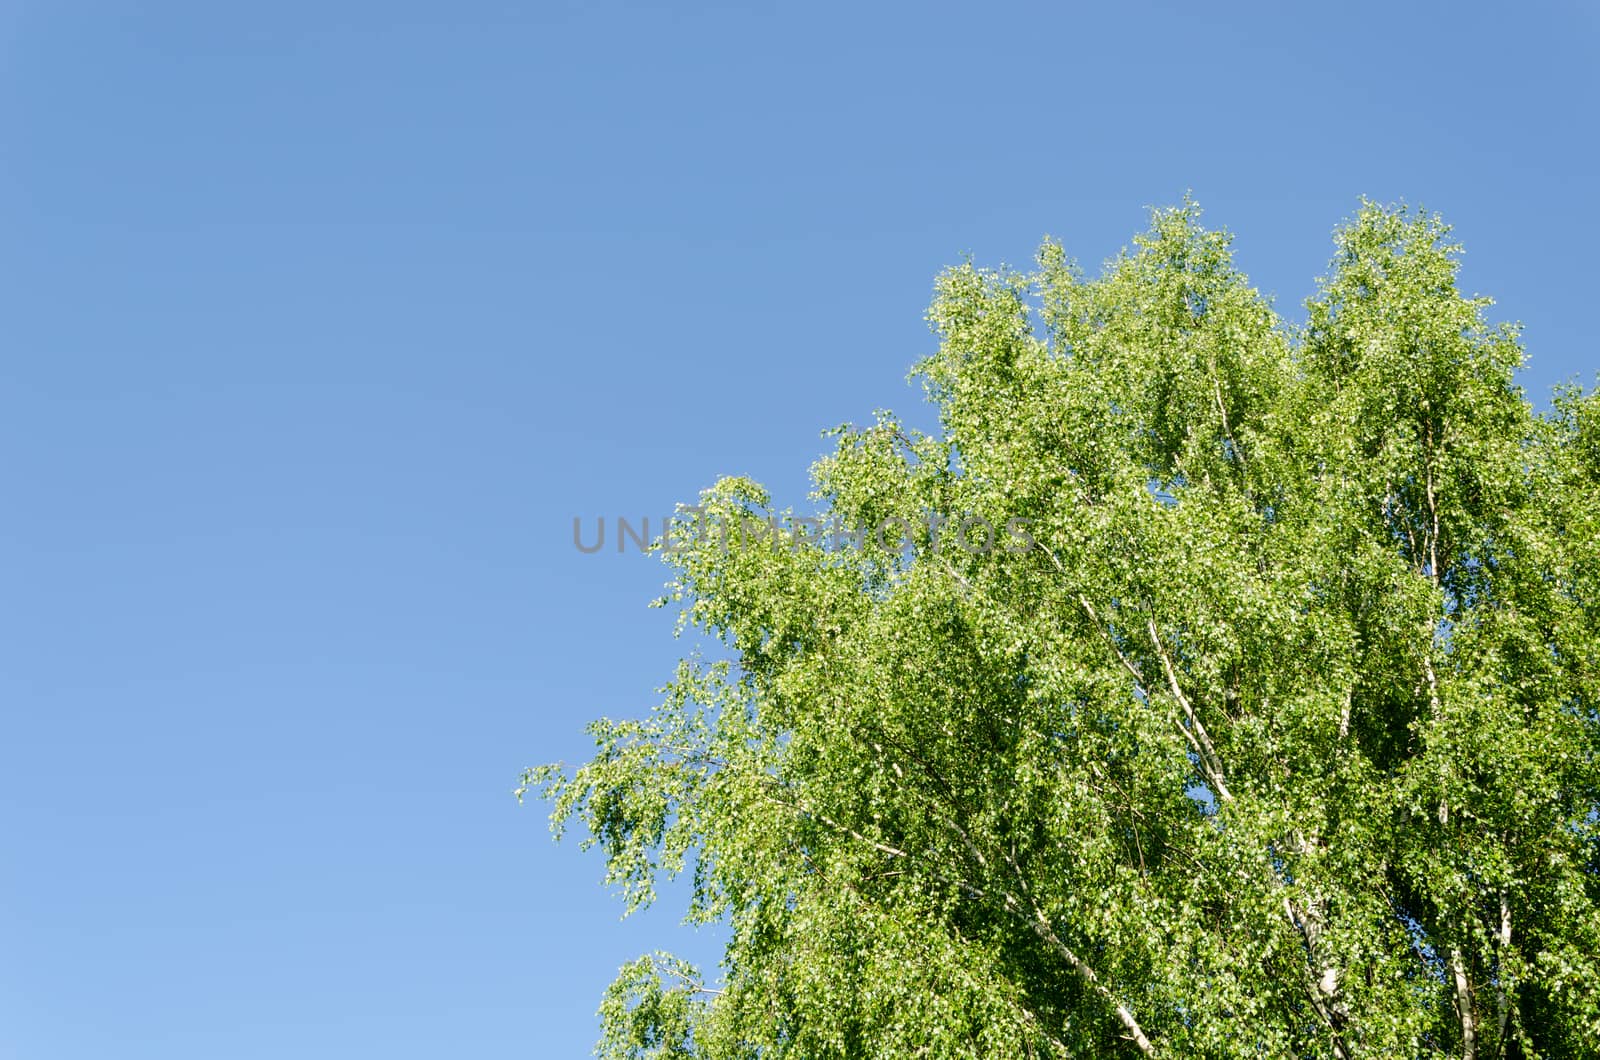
[1450,945,1478,1060]
[1146,617,1233,804]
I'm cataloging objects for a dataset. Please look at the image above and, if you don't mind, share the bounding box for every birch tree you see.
[525,201,1600,1058]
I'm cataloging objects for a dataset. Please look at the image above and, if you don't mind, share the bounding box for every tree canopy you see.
[524,201,1600,1058]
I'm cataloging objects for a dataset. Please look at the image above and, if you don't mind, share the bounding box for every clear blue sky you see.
[2,2,1595,1056]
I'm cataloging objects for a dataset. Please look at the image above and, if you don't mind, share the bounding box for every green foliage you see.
[525,201,1600,1058]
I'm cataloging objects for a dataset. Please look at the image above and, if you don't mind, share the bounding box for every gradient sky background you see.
[3,2,1596,1056]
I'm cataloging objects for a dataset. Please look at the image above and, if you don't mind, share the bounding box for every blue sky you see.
[2,2,1595,1056]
